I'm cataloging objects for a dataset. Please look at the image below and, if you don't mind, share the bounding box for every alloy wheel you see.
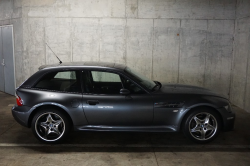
[189,112,218,141]
[35,112,65,142]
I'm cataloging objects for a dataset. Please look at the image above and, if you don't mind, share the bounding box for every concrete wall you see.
[0,0,239,103]
[17,0,236,99]
[231,0,250,112]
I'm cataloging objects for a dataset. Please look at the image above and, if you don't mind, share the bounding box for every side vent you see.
[154,101,185,108]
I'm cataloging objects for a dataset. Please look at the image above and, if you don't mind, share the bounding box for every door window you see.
[82,71,146,95]
[85,71,123,94]
[92,71,121,82]
[120,76,146,94]
[34,71,81,93]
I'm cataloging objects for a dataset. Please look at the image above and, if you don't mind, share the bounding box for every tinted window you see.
[91,71,121,82]
[34,71,81,93]
[86,71,123,94]
[124,67,156,91]
[54,71,76,79]
[120,76,146,94]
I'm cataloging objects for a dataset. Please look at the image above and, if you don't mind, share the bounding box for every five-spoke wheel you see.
[31,108,71,143]
[189,112,217,140]
[182,108,221,143]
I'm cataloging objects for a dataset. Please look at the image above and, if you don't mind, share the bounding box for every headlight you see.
[224,105,229,110]
[224,103,232,113]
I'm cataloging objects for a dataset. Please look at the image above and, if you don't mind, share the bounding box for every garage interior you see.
[0,0,250,165]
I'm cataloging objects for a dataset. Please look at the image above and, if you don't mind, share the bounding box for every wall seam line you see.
[43,18,46,64]
[125,0,127,18]
[243,29,250,109]
[98,18,101,62]
[203,19,208,88]
[124,0,127,65]
[16,17,236,20]
[229,18,237,100]
[177,20,181,83]
[124,18,127,65]
[70,18,73,62]
[151,19,154,80]
[137,0,139,18]
[235,0,238,19]
[236,16,250,20]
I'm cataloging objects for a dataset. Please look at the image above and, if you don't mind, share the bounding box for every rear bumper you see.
[12,105,31,127]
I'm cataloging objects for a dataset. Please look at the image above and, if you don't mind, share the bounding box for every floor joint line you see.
[0,122,16,137]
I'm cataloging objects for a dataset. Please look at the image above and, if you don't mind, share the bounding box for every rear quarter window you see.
[34,71,81,93]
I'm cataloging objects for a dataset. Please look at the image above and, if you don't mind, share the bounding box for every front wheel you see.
[182,108,221,143]
[31,108,71,143]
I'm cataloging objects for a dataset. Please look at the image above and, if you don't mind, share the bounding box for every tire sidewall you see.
[182,108,222,144]
[31,108,71,143]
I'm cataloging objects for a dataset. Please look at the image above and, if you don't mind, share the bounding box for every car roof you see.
[38,61,127,71]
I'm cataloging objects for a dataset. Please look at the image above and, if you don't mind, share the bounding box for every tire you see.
[31,108,71,143]
[182,107,221,143]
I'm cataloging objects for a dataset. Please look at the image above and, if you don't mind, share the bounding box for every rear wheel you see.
[182,108,221,143]
[31,108,71,143]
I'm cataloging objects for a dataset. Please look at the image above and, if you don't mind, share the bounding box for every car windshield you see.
[124,67,157,91]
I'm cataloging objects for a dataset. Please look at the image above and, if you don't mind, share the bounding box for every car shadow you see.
[1,106,250,153]
[11,130,250,153]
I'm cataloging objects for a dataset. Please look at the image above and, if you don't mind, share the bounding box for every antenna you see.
[45,43,62,64]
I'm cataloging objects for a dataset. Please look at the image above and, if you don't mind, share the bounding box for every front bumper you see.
[12,105,32,127]
[218,106,235,131]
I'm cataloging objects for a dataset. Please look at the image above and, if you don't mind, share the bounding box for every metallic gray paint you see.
[12,62,235,133]
[82,94,153,126]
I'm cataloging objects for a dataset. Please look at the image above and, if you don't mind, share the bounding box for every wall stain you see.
[130,5,137,14]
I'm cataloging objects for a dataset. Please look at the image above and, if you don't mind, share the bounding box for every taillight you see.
[16,95,23,106]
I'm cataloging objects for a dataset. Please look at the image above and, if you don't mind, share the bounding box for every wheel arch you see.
[178,104,224,131]
[27,103,74,128]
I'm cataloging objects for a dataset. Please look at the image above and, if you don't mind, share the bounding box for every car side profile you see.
[12,62,235,143]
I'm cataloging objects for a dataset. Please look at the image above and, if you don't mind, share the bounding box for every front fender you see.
[176,96,231,131]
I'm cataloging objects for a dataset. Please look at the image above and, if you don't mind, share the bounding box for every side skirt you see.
[74,125,177,132]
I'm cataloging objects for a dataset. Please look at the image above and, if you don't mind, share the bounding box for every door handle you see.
[87,100,99,105]
[1,59,4,66]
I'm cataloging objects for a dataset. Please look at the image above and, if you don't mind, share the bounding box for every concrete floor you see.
[0,91,250,166]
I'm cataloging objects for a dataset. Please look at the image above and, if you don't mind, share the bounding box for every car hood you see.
[154,83,226,99]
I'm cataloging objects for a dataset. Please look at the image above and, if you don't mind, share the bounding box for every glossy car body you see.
[12,62,235,143]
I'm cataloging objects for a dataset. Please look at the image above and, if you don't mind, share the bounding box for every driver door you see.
[81,70,153,126]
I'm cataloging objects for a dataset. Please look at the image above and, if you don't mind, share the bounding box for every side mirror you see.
[120,89,130,95]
